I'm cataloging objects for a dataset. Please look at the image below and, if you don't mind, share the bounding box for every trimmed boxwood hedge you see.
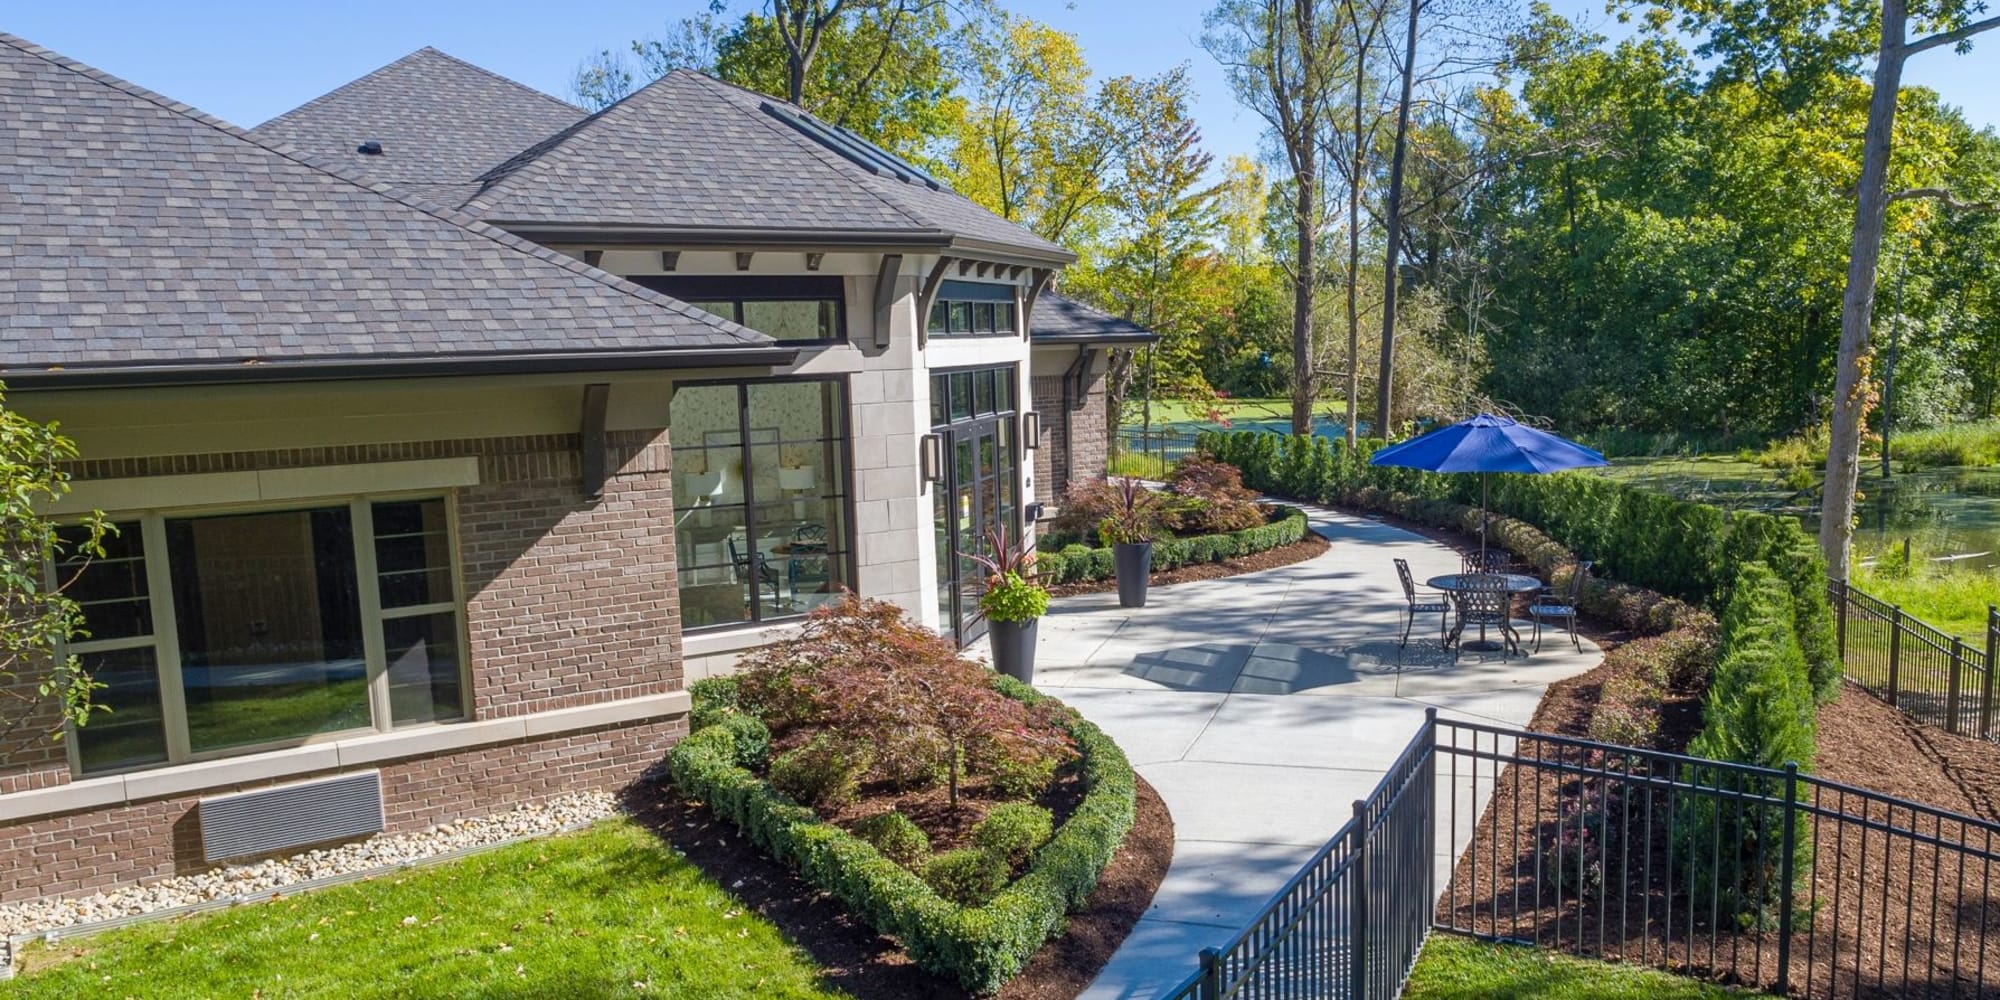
[1199,431,1837,702]
[1035,503,1310,586]
[668,675,1136,994]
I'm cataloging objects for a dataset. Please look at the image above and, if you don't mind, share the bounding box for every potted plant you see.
[1099,477,1163,608]
[971,526,1050,683]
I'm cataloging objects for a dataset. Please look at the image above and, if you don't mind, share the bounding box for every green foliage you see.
[687,676,742,733]
[1680,563,1816,928]
[1588,675,1664,747]
[717,711,771,771]
[1037,503,1308,586]
[768,733,865,811]
[851,810,930,868]
[972,803,1055,866]
[922,848,1011,907]
[1,389,109,764]
[668,675,1137,994]
[979,571,1050,624]
[1200,430,1836,700]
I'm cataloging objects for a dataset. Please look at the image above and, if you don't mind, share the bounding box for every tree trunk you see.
[1293,160,1318,436]
[1345,65,1365,446]
[1823,3,1907,582]
[1374,0,1419,438]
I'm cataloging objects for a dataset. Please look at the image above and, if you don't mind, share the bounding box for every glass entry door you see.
[930,367,1019,646]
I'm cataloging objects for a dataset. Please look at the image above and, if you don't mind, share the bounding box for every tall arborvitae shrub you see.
[1680,562,1816,928]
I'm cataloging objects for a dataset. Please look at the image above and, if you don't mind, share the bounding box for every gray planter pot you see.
[989,617,1039,684]
[1114,542,1153,608]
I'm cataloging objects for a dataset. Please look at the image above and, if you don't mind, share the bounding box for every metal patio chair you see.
[1530,560,1591,653]
[1448,573,1520,658]
[1395,558,1451,648]
[729,536,783,609]
[1463,549,1510,574]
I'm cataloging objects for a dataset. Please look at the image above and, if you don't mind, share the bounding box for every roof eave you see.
[1,345,800,391]
[1031,332,1160,346]
[490,222,955,252]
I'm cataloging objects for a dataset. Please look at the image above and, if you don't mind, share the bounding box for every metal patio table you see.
[1427,572,1542,652]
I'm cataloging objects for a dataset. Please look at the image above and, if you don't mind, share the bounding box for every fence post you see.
[1888,605,1904,707]
[1349,799,1368,1000]
[1986,606,2000,739]
[1834,579,1848,661]
[1948,636,1968,735]
[1197,946,1222,1000]
[1776,761,1799,995]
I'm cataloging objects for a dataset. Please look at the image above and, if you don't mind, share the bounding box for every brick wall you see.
[1029,367,1112,511]
[0,716,684,903]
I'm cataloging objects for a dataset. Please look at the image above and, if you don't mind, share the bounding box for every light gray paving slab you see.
[1034,498,1606,999]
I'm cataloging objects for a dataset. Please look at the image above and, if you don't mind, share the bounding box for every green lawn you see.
[10,819,851,1000]
[1404,935,1749,999]
[1124,396,1348,427]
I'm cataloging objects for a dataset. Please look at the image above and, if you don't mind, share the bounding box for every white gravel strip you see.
[0,790,618,939]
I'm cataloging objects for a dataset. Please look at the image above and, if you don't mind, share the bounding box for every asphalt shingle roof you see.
[1030,294,1160,344]
[0,34,779,385]
[252,47,586,207]
[258,52,1074,263]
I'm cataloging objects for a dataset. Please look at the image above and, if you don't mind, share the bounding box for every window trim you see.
[671,374,858,633]
[630,275,849,346]
[60,490,472,778]
[927,280,1021,339]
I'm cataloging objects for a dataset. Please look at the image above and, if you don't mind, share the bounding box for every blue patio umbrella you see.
[1369,413,1607,562]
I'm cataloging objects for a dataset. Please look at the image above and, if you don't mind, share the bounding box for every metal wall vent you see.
[199,771,384,863]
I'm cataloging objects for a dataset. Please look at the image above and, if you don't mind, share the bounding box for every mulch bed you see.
[620,774,1174,1000]
[1046,531,1329,598]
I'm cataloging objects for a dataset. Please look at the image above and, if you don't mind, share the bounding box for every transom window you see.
[670,378,852,630]
[927,279,1019,337]
[633,275,845,343]
[60,497,467,776]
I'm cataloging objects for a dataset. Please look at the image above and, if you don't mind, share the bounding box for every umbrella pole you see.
[1481,472,1489,565]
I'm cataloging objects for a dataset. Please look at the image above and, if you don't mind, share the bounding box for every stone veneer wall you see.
[0,431,685,901]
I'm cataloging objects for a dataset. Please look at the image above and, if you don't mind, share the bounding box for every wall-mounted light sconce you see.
[805,252,824,271]
[735,251,755,271]
[1022,411,1041,448]
[582,249,604,267]
[920,433,944,484]
[660,251,680,271]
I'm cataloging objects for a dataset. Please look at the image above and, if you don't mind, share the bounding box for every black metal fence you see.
[1119,425,1202,463]
[1831,580,2000,739]
[1157,713,2000,999]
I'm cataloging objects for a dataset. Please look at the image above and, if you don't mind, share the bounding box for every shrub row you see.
[1036,503,1309,586]
[1681,562,1818,925]
[669,675,1136,994]
[1199,431,1836,702]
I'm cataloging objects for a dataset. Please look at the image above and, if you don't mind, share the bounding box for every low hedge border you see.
[668,675,1136,995]
[1035,503,1310,586]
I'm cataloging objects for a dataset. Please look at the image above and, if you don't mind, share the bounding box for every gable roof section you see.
[251,47,586,207]
[1030,294,1160,345]
[0,33,788,389]
[464,70,1076,264]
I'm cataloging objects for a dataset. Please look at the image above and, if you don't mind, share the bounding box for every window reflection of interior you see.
[670,379,851,630]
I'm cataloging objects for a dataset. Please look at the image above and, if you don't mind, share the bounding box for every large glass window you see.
[634,275,845,343]
[60,522,169,775]
[59,497,468,775]
[672,378,851,630]
[927,279,1018,338]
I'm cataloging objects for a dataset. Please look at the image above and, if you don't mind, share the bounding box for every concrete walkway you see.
[1029,502,1602,1000]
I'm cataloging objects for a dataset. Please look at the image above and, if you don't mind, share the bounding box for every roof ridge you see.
[458,71,662,215]
[0,32,760,348]
[256,46,577,133]
[677,71,934,233]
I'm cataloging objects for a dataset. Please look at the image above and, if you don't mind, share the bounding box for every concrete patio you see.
[1026,501,1602,999]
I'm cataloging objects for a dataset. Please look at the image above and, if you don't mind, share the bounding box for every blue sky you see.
[9,0,2000,165]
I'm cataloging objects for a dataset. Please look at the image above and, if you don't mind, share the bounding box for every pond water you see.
[1602,457,2000,574]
